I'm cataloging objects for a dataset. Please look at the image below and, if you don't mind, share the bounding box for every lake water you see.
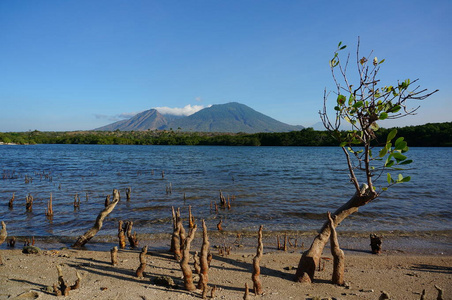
[0,145,451,242]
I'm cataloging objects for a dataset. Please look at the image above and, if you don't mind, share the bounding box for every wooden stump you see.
[180,225,197,291]
[252,225,264,295]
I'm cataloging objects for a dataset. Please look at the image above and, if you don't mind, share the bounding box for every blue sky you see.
[0,0,450,131]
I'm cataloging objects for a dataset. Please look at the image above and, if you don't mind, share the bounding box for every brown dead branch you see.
[8,193,14,209]
[104,194,111,207]
[125,221,139,248]
[252,225,264,295]
[135,245,148,278]
[126,187,131,201]
[118,220,126,249]
[110,246,118,266]
[0,221,6,265]
[72,189,120,248]
[370,233,382,254]
[328,212,345,285]
[46,193,54,217]
[197,220,210,290]
[243,282,250,300]
[180,224,197,291]
[53,265,82,296]
[170,208,182,260]
[188,205,195,229]
[25,194,33,212]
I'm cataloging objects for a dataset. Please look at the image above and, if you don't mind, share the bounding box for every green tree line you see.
[0,122,451,147]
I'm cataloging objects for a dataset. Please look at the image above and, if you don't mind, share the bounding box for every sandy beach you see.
[1,232,450,300]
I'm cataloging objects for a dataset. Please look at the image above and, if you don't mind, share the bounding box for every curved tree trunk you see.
[73,189,120,248]
[294,184,376,282]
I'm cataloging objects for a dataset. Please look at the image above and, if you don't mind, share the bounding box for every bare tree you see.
[295,39,438,283]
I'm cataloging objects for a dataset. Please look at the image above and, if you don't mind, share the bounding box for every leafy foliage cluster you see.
[0,122,450,147]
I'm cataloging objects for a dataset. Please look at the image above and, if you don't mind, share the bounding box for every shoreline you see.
[3,229,451,255]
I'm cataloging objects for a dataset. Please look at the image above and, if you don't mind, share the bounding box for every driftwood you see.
[171,208,183,260]
[327,212,345,285]
[252,225,263,295]
[188,205,195,229]
[53,265,82,296]
[210,285,217,299]
[125,221,139,248]
[370,233,382,254]
[197,220,210,290]
[104,194,111,207]
[73,193,81,209]
[118,221,126,249]
[180,225,197,291]
[135,245,148,278]
[25,194,33,212]
[46,193,54,217]
[110,246,118,266]
[193,251,201,275]
[217,219,223,231]
[170,207,177,253]
[243,282,250,300]
[72,189,120,248]
[126,187,131,201]
[0,221,7,265]
[8,193,14,209]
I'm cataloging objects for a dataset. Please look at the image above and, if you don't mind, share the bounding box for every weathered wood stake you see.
[118,220,126,249]
[110,246,118,266]
[252,225,264,295]
[197,220,210,290]
[135,245,148,278]
[180,225,197,291]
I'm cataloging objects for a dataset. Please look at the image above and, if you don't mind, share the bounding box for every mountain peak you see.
[95,103,303,133]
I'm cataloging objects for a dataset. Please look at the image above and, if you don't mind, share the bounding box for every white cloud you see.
[95,111,140,121]
[153,104,210,116]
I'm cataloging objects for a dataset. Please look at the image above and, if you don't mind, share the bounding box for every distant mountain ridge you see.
[95,102,304,133]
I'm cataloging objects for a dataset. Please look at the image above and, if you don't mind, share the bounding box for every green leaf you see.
[379,147,387,157]
[399,159,413,165]
[398,174,403,181]
[337,94,346,105]
[381,187,388,191]
[385,160,395,168]
[400,176,411,183]
[387,173,392,184]
[379,112,388,120]
[395,137,407,151]
[392,152,407,162]
[353,101,363,108]
[379,59,385,64]
[387,129,397,142]
[389,105,401,113]
[339,141,347,147]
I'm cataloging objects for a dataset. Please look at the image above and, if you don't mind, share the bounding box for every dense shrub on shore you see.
[0,122,451,147]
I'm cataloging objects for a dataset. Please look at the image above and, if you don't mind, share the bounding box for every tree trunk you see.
[252,225,264,295]
[197,220,210,289]
[73,189,120,248]
[328,212,345,285]
[294,184,375,282]
[180,225,197,291]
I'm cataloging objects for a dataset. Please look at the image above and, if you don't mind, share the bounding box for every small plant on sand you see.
[294,38,438,283]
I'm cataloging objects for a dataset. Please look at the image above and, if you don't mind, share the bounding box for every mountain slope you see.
[95,109,167,131]
[168,102,302,133]
[95,102,303,133]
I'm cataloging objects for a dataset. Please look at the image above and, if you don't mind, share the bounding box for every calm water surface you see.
[0,145,451,240]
